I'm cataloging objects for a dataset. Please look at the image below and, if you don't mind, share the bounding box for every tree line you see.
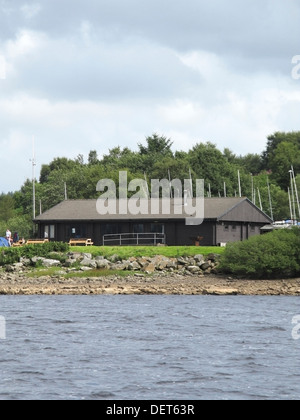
[1,131,300,238]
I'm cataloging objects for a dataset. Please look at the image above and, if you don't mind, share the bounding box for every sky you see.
[0,0,300,193]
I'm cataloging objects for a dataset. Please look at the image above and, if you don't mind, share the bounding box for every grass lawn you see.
[69,245,225,259]
[27,267,135,279]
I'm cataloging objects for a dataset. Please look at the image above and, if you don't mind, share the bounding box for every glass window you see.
[68,224,86,238]
[133,224,144,234]
[151,223,165,234]
[49,225,55,239]
[44,225,55,239]
[103,224,120,235]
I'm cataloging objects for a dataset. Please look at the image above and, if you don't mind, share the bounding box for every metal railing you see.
[103,233,166,246]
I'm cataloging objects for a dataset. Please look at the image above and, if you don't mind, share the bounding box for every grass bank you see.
[69,245,224,259]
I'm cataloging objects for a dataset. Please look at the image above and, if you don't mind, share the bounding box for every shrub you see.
[218,228,300,279]
[0,242,70,266]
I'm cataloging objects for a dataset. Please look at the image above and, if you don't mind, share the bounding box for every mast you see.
[289,169,296,223]
[168,169,173,199]
[288,187,293,221]
[267,177,274,222]
[208,183,211,198]
[64,182,68,200]
[257,188,263,211]
[238,170,242,197]
[189,168,193,198]
[291,166,300,220]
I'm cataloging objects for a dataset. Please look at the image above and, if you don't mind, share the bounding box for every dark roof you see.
[35,197,272,224]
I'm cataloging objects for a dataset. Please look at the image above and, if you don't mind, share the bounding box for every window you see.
[232,225,237,231]
[49,225,55,239]
[68,224,86,238]
[44,225,55,239]
[103,224,120,235]
[224,225,229,231]
[151,223,165,234]
[133,224,144,234]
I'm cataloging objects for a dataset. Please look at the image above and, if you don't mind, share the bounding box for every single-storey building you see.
[34,197,272,246]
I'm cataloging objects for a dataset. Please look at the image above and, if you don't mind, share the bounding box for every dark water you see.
[0,295,299,400]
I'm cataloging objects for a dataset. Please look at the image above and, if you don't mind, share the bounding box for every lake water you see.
[0,295,299,400]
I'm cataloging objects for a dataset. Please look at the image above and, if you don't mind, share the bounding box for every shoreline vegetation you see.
[1,241,300,296]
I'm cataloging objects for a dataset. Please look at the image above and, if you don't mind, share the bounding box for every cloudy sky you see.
[0,0,300,193]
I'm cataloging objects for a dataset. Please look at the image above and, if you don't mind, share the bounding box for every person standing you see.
[13,232,19,244]
[6,229,12,246]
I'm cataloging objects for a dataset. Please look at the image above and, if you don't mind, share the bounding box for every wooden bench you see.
[68,238,94,246]
[12,239,26,247]
[26,239,49,245]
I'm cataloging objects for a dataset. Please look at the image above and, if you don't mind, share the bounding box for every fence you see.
[103,233,166,246]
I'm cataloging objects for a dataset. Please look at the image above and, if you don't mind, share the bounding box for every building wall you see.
[216,222,265,245]
[171,221,215,246]
[37,218,266,246]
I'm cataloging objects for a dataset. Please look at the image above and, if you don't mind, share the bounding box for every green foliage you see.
[0,214,33,240]
[219,228,300,279]
[0,194,15,222]
[0,242,69,266]
[69,245,224,260]
[2,130,300,234]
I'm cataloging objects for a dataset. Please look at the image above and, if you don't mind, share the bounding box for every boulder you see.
[41,259,61,268]
[80,258,97,269]
[187,266,201,274]
[96,259,111,269]
[142,263,156,274]
[128,261,141,271]
[200,262,211,271]
[194,254,205,263]
[31,256,60,267]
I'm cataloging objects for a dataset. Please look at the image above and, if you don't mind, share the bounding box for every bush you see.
[0,242,70,266]
[218,228,300,279]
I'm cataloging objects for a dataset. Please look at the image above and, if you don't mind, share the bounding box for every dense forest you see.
[1,131,300,238]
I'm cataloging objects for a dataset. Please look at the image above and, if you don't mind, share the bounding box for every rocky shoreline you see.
[1,251,300,295]
[0,272,300,296]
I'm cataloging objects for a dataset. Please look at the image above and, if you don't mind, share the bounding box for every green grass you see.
[63,269,135,279]
[27,267,136,279]
[69,245,224,259]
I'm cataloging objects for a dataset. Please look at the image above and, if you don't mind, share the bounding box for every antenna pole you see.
[32,136,36,221]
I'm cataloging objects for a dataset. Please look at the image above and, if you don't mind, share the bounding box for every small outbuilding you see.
[34,197,272,246]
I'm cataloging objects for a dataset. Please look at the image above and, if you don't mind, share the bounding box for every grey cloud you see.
[10,36,203,101]
[0,0,300,194]
[2,0,300,73]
